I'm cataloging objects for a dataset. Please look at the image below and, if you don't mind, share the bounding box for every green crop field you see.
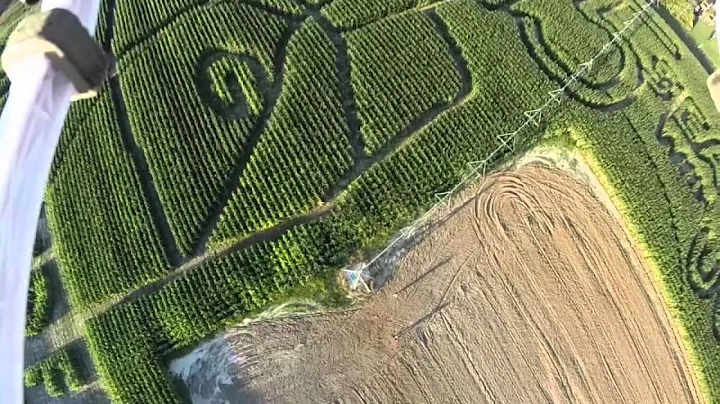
[6,0,720,402]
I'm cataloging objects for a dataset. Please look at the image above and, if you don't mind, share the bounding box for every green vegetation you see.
[24,348,85,397]
[211,19,353,247]
[514,0,622,74]
[25,265,51,336]
[47,91,169,310]
[7,0,720,402]
[542,5,720,393]
[346,11,462,155]
[322,0,417,28]
[664,0,695,29]
[332,0,553,250]
[87,225,328,402]
[119,3,287,255]
[516,0,641,106]
[112,0,304,56]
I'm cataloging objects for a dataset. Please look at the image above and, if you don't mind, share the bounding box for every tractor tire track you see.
[178,163,701,404]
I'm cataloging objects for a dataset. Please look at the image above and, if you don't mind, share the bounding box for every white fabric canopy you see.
[0,1,100,402]
[716,1,720,54]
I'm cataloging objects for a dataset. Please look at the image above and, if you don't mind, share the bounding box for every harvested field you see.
[175,162,701,404]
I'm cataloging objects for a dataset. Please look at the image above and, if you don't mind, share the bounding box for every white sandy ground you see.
[171,148,702,404]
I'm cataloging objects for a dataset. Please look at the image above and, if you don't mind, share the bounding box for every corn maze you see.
[3,0,720,402]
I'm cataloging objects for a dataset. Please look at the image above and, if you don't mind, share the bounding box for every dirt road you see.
[178,162,701,404]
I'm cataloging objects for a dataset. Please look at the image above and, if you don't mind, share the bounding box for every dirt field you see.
[175,160,701,404]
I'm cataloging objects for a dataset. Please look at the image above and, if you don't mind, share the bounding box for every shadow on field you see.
[394,257,452,296]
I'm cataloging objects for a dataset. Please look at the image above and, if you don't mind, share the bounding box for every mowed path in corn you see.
[221,163,701,404]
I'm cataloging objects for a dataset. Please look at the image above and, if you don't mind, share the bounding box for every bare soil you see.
[176,162,701,404]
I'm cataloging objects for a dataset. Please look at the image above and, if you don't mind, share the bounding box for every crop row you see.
[83,2,558,402]
[25,266,51,337]
[113,0,205,55]
[321,0,468,29]
[87,304,179,403]
[334,0,554,244]
[25,348,84,397]
[41,0,720,403]
[245,0,305,14]
[46,91,168,310]
[94,0,111,50]
[86,218,369,403]
[322,0,416,28]
[51,94,102,180]
[346,10,462,155]
[663,108,717,203]
[514,0,622,84]
[204,57,264,119]
[210,19,354,247]
[120,3,287,254]
[151,225,325,347]
[519,15,637,107]
[113,0,305,55]
[87,223,328,403]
